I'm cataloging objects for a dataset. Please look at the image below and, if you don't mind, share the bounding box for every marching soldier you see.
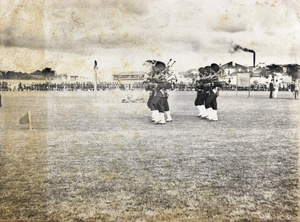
[205,63,224,121]
[143,60,175,124]
[195,68,208,118]
[143,60,164,123]
[163,88,173,122]
[196,63,225,121]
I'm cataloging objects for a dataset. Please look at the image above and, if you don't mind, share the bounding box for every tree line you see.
[1,64,300,81]
[261,64,300,80]
[0,68,58,80]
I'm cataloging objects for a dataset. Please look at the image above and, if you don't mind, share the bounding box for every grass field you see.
[0,90,299,221]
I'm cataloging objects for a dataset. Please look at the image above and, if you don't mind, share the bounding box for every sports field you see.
[0,90,299,221]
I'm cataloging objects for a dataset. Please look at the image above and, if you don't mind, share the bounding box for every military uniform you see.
[195,64,225,121]
[143,60,174,124]
[194,78,208,118]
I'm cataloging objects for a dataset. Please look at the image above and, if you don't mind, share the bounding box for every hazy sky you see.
[1,0,300,80]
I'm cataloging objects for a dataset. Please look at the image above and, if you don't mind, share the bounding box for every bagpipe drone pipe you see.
[198,63,229,88]
[142,59,177,91]
[143,75,173,91]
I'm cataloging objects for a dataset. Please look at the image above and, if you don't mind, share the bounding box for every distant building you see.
[251,75,267,85]
[282,75,292,85]
[220,61,248,76]
[112,71,146,83]
[70,75,79,81]
[257,62,266,68]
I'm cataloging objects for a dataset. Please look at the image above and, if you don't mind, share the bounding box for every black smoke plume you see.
[233,44,256,67]
[234,44,255,53]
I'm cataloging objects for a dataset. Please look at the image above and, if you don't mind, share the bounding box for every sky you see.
[1,0,300,81]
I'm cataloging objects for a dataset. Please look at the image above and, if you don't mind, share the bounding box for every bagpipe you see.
[143,59,177,91]
[161,58,178,83]
[198,63,229,88]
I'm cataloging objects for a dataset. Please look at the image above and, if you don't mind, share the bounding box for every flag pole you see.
[94,60,98,103]
[236,74,238,97]
[248,73,251,98]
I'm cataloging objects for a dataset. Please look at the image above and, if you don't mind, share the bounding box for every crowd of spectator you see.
[0,81,293,92]
[0,81,146,91]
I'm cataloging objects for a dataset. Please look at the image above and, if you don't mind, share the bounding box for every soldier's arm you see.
[156,81,172,90]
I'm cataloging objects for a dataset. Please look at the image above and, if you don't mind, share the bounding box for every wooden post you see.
[94,60,98,103]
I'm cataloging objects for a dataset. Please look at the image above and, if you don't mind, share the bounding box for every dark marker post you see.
[94,60,98,103]
[0,93,2,107]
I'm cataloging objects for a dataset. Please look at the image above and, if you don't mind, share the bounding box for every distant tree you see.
[1,72,6,79]
[260,68,269,78]
[286,64,300,80]
[266,64,283,73]
[30,70,44,80]
[42,67,56,78]
[184,69,198,78]
[0,71,4,80]
[6,71,17,79]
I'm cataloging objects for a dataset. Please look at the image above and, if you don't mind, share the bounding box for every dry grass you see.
[0,90,299,221]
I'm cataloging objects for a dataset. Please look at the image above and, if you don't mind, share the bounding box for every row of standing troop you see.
[142,59,227,124]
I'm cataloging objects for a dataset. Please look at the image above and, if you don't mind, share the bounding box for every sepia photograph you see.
[0,0,299,221]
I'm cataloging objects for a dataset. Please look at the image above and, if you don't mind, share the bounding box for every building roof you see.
[220,61,247,69]
[112,71,146,76]
[112,71,146,82]
[252,72,262,77]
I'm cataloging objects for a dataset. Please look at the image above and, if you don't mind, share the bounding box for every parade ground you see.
[0,90,299,221]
